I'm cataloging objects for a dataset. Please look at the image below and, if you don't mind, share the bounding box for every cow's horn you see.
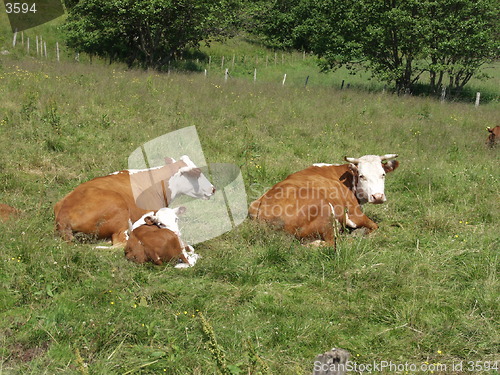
[380,154,398,160]
[344,156,360,164]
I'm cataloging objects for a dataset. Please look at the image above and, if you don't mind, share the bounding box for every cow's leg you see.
[347,204,378,233]
[150,253,164,266]
[174,246,199,268]
[111,231,128,247]
[296,217,336,246]
[55,220,74,242]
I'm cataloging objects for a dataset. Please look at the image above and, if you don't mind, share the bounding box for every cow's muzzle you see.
[370,193,386,204]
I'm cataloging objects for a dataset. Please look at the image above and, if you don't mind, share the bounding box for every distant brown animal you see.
[248,154,399,245]
[125,207,199,267]
[486,126,500,147]
[0,203,20,222]
[54,155,215,247]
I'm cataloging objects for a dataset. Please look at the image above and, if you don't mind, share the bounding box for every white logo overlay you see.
[128,125,247,245]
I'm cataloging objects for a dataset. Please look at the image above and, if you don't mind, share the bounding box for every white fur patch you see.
[174,245,200,268]
[127,165,163,175]
[313,163,342,167]
[345,213,357,228]
[131,211,156,231]
[131,207,182,235]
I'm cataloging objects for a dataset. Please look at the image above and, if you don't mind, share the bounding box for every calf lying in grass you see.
[0,203,20,222]
[125,207,199,268]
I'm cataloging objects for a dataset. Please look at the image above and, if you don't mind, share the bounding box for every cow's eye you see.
[382,173,386,178]
[359,175,366,180]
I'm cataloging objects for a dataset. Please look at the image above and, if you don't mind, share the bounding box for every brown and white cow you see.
[125,206,199,267]
[54,155,215,246]
[0,203,20,222]
[248,154,399,244]
[486,126,500,148]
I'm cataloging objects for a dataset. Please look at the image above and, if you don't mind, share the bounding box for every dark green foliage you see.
[63,0,243,69]
[250,0,500,94]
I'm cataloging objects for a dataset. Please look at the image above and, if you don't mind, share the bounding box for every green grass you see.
[0,16,499,375]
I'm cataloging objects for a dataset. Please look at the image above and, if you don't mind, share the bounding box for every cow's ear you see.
[182,167,202,177]
[144,216,155,225]
[175,206,187,215]
[383,160,399,173]
[165,157,175,164]
[348,163,358,174]
[487,127,493,133]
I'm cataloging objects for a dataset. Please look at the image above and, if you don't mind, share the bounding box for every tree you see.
[422,0,500,93]
[250,0,499,95]
[63,0,242,69]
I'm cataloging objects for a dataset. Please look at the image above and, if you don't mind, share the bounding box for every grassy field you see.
[1,17,499,375]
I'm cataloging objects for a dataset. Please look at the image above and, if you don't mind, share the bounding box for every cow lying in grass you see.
[54,155,215,247]
[0,203,20,222]
[249,154,399,245]
[125,207,199,268]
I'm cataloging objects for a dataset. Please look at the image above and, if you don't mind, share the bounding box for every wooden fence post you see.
[282,73,287,86]
[475,92,480,107]
[36,36,39,56]
[312,348,350,375]
[440,86,446,102]
[254,68,257,83]
[56,42,60,62]
[224,68,229,82]
[12,30,17,47]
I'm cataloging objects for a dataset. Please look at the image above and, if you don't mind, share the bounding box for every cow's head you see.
[167,155,216,201]
[153,206,186,235]
[344,154,399,204]
[486,126,499,147]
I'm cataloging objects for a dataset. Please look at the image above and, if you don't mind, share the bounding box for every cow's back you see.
[249,164,352,220]
[54,171,148,243]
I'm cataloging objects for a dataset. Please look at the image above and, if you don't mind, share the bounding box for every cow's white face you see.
[345,154,399,204]
[169,155,216,201]
[154,206,186,235]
